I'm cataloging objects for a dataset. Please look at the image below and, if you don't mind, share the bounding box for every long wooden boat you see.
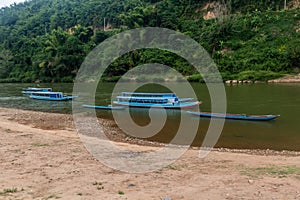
[82,104,126,110]
[113,92,200,109]
[22,87,52,95]
[187,111,280,121]
[29,91,77,101]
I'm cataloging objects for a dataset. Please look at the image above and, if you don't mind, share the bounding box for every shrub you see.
[220,72,233,81]
[237,70,283,81]
[0,78,19,83]
[61,76,74,83]
[187,74,204,82]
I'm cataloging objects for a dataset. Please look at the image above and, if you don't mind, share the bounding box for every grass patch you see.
[165,164,187,171]
[44,194,60,199]
[165,164,181,171]
[241,165,300,178]
[154,169,162,174]
[118,190,125,195]
[0,188,18,195]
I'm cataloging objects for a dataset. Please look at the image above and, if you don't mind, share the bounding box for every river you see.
[0,82,299,151]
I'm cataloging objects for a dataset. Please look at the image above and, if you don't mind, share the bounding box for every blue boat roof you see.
[117,96,172,100]
[121,92,176,97]
[23,87,52,91]
[31,91,63,95]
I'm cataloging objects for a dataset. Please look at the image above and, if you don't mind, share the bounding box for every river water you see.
[0,82,299,151]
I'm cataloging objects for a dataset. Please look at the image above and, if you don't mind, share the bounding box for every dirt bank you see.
[268,74,300,83]
[0,108,299,199]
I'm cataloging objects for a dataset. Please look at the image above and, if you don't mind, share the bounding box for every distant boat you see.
[82,104,126,110]
[113,92,200,109]
[22,87,52,95]
[187,111,280,121]
[29,91,77,101]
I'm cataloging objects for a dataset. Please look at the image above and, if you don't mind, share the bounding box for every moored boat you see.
[187,111,280,121]
[22,87,52,95]
[29,91,77,101]
[82,104,126,110]
[113,92,200,109]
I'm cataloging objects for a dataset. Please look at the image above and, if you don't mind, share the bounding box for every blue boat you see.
[187,111,280,121]
[22,87,52,95]
[82,104,126,110]
[113,92,200,109]
[29,91,77,101]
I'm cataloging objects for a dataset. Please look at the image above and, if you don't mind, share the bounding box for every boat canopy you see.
[31,91,63,98]
[121,92,176,98]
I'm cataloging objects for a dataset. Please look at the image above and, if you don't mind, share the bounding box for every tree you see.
[0,50,14,78]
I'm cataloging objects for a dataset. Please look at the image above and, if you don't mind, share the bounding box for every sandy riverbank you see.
[0,107,299,199]
[268,74,300,83]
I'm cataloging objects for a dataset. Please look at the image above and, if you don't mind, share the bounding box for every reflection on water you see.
[0,83,299,151]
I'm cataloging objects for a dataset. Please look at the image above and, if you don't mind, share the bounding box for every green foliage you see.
[0,0,299,82]
[237,70,283,81]
[0,188,18,195]
[220,72,233,81]
[0,78,19,83]
[118,190,125,195]
[0,49,14,78]
[61,76,74,83]
[187,74,204,83]
[241,165,300,178]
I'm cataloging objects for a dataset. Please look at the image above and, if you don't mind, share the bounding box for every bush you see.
[61,76,74,83]
[237,70,283,81]
[0,78,20,83]
[40,77,53,83]
[187,74,204,82]
[220,72,233,81]
[21,76,34,83]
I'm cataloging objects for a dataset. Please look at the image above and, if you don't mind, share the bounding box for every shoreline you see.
[3,107,299,155]
[2,106,299,156]
[225,74,300,84]
[0,107,299,199]
[2,73,300,85]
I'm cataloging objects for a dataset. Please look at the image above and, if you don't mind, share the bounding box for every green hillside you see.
[0,0,299,82]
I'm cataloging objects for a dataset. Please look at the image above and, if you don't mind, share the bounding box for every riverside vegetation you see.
[0,0,299,83]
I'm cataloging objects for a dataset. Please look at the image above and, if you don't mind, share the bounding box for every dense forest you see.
[0,0,299,83]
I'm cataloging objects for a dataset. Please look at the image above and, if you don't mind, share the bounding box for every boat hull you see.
[30,95,77,101]
[82,104,125,110]
[113,101,201,109]
[187,111,280,121]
